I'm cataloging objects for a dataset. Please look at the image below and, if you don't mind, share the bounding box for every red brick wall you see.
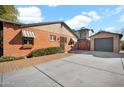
[3,23,72,56]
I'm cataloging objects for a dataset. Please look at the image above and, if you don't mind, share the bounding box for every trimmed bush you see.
[15,56,25,60]
[31,48,47,57]
[30,47,63,57]
[45,47,63,55]
[121,46,124,50]
[120,40,124,50]
[121,45,124,50]
[0,56,24,62]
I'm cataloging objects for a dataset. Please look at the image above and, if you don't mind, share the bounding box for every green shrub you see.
[30,47,63,57]
[31,48,47,57]
[45,47,63,55]
[0,56,24,62]
[121,40,124,44]
[15,56,25,60]
[0,56,15,62]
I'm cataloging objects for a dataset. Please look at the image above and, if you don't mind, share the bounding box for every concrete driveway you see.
[1,51,124,87]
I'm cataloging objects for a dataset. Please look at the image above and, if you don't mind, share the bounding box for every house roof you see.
[0,18,78,39]
[73,27,94,33]
[90,31,123,39]
[0,18,23,25]
[0,18,64,26]
[21,21,64,27]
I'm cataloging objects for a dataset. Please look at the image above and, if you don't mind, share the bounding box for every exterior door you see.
[94,37,113,52]
[60,37,66,50]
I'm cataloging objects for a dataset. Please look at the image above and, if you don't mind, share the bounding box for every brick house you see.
[72,27,94,50]
[0,19,77,57]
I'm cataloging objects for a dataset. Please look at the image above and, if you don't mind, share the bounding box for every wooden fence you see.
[74,39,90,50]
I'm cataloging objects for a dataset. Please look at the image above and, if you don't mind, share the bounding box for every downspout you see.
[1,21,4,56]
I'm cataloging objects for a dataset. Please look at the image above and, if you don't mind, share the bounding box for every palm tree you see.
[0,5,19,21]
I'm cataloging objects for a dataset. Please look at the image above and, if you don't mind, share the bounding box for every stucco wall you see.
[90,32,120,53]
[74,31,89,40]
[3,22,77,56]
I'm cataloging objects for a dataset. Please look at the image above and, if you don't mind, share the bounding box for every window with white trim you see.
[22,37,34,45]
[49,35,56,41]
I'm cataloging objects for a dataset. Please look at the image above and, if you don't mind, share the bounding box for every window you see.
[50,35,56,41]
[22,37,34,45]
[80,33,86,39]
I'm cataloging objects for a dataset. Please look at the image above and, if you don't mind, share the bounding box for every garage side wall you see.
[90,33,120,53]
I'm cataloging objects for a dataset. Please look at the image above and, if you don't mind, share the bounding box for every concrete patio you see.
[0,51,124,87]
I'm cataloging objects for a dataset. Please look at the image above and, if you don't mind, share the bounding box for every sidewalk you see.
[0,53,72,73]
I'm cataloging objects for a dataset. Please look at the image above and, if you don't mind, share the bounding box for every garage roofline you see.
[90,31,123,39]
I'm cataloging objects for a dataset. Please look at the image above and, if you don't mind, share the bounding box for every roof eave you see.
[61,22,78,39]
[21,21,64,28]
[90,31,123,39]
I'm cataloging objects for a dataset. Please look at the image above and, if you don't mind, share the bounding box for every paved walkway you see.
[0,53,71,73]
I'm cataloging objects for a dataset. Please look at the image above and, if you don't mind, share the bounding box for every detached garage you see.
[90,31,123,53]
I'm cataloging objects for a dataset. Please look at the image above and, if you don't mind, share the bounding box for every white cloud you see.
[48,5,58,7]
[103,6,124,16]
[104,27,115,31]
[66,11,101,29]
[66,15,92,29]
[112,6,124,15]
[119,15,124,22]
[17,6,43,23]
[82,11,101,21]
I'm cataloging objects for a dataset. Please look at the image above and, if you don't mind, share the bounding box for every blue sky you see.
[16,5,124,33]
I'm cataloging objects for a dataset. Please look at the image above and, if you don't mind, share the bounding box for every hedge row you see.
[28,47,63,57]
[0,47,63,62]
[0,56,24,62]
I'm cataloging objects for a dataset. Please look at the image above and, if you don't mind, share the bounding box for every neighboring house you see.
[0,19,77,57]
[90,31,123,53]
[73,27,94,40]
[72,27,94,50]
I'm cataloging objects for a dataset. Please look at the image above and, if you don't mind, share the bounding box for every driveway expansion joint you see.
[0,72,3,87]
[33,65,64,87]
[62,59,124,76]
[0,64,4,87]
[119,55,124,71]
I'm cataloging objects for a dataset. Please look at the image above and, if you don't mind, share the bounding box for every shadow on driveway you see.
[69,50,124,58]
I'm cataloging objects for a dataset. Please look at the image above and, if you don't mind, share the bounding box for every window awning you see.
[22,30,35,38]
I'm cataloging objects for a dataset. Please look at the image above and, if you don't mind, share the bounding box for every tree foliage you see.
[120,40,124,44]
[0,5,19,21]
